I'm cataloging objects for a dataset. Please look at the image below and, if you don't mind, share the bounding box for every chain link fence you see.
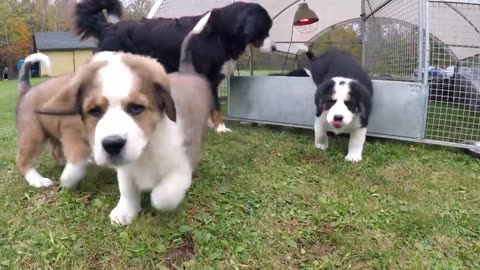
[148,0,480,147]
[426,1,480,143]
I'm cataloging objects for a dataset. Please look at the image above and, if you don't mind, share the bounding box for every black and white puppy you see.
[75,0,276,133]
[269,68,312,77]
[310,49,373,162]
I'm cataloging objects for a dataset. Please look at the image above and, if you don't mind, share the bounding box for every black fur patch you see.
[269,68,310,77]
[314,79,335,117]
[348,80,372,127]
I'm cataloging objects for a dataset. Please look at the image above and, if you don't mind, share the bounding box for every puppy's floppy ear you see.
[38,61,107,116]
[349,80,372,127]
[120,53,176,122]
[154,83,176,122]
[314,79,335,117]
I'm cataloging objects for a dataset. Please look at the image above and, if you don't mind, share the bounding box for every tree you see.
[123,0,153,19]
[311,24,362,62]
[0,0,32,71]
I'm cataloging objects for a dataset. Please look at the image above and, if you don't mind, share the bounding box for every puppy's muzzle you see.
[102,136,126,157]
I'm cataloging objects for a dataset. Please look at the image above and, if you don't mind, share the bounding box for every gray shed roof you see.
[34,32,97,51]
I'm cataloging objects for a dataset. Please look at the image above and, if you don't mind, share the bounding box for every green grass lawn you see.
[0,78,479,269]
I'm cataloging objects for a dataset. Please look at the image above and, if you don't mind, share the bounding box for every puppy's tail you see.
[75,0,123,40]
[18,53,51,98]
[178,11,212,74]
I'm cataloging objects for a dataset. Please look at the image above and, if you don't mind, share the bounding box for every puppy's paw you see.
[59,162,86,189]
[345,153,362,162]
[215,123,232,133]
[151,186,186,211]
[30,177,54,188]
[315,142,329,150]
[26,170,54,188]
[109,205,139,226]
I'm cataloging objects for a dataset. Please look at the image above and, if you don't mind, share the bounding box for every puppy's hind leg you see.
[151,168,192,211]
[59,130,90,189]
[16,131,53,188]
[49,139,66,166]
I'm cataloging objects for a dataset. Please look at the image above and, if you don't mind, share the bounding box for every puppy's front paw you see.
[30,177,54,188]
[315,142,329,150]
[59,163,86,189]
[215,123,232,133]
[345,153,362,162]
[109,205,139,226]
[26,169,54,188]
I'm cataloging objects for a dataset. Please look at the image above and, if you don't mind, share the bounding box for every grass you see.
[0,78,479,269]
[426,102,480,143]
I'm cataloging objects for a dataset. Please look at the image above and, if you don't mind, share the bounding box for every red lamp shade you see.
[293,3,319,26]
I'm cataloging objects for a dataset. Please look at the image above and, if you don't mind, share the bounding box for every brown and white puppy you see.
[39,14,212,225]
[16,53,91,188]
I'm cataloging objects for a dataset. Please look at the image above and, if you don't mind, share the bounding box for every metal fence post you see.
[361,0,366,67]
[417,0,424,82]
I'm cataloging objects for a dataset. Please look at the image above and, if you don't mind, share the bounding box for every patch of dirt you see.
[32,187,59,205]
[307,241,332,259]
[318,222,334,235]
[75,193,93,205]
[351,262,371,270]
[164,233,196,269]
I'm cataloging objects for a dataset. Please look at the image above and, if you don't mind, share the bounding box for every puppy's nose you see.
[333,115,343,122]
[102,136,126,156]
[272,45,277,51]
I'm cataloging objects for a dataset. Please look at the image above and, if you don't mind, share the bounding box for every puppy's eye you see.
[325,100,336,107]
[344,101,356,111]
[87,106,103,118]
[126,103,145,116]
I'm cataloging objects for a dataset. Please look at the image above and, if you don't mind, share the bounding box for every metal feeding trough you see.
[226,76,429,142]
[464,141,480,158]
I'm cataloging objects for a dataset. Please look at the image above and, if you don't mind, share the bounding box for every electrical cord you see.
[281,22,296,73]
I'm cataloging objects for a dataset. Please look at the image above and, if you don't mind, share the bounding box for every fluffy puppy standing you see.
[39,14,213,225]
[16,54,91,188]
[310,49,373,162]
[75,0,276,133]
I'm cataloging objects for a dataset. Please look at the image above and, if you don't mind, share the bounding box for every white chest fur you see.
[110,117,195,225]
[221,59,237,78]
[121,118,191,191]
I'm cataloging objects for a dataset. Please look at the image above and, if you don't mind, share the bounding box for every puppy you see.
[311,49,373,162]
[269,45,314,77]
[39,14,212,225]
[75,0,276,133]
[269,68,312,77]
[15,53,91,188]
